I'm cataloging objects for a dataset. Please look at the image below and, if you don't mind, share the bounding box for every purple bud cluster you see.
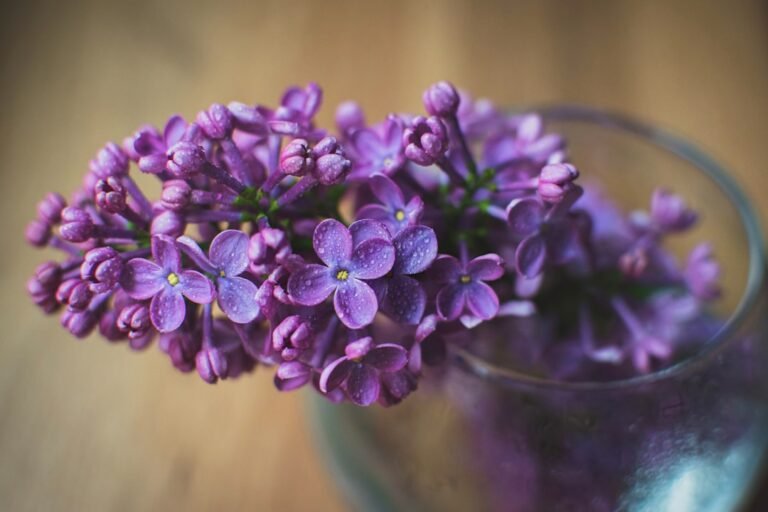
[26,81,722,406]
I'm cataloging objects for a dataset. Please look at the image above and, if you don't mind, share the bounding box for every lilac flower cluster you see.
[26,81,721,406]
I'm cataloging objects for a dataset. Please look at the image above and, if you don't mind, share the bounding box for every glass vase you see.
[309,106,768,512]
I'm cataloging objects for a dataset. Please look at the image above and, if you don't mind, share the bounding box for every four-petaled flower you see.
[347,116,405,181]
[121,235,215,332]
[177,230,260,324]
[288,219,395,329]
[356,173,424,236]
[319,337,408,406]
[431,254,504,321]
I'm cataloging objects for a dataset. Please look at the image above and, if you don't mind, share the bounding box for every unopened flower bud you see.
[166,142,206,178]
[422,81,460,117]
[403,116,449,166]
[151,209,186,237]
[538,163,579,203]
[26,219,52,247]
[196,103,234,140]
[56,278,94,311]
[90,142,129,178]
[59,207,94,243]
[279,138,314,176]
[61,309,98,338]
[117,303,152,339]
[335,101,365,134]
[81,247,123,293]
[37,193,67,224]
[161,180,192,211]
[94,177,127,214]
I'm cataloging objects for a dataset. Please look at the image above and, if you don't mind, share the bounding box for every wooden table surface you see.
[2,1,768,510]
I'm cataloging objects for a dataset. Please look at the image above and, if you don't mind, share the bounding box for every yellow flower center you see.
[395,210,406,222]
[219,269,226,277]
[167,273,180,286]
[383,157,393,168]
[336,269,350,281]
[460,274,472,284]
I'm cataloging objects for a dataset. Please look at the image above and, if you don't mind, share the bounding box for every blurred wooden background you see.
[1,0,768,510]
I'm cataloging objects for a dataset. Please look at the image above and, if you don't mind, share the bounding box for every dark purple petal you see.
[369,173,405,209]
[334,279,378,329]
[176,235,217,274]
[178,270,215,304]
[346,365,381,406]
[209,229,250,276]
[319,357,355,393]
[467,254,504,281]
[515,235,547,279]
[465,282,500,320]
[313,219,353,267]
[506,198,544,240]
[149,287,186,333]
[436,284,467,321]
[393,226,438,275]
[349,238,395,280]
[430,255,462,284]
[217,276,259,324]
[382,275,426,325]
[364,344,408,372]
[349,218,392,247]
[287,264,336,306]
[151,234,181,273]
[121,259,165,300]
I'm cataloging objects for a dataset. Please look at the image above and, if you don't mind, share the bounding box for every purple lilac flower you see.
[319,337,408,406]
[288,219,395,329]
[356,173,424,235]
[403,116,449,166]
[484,113,564,170]
[121,235,215,332]
[650,188,698,232]
[685,243,721,300]
[431,254,504,321]
[347,116,405,180]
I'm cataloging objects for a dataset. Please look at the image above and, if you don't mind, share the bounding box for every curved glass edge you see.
[453,105,768,392]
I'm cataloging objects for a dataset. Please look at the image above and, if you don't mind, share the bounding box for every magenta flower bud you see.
[227,102,268,134]
[35,261,62,289]
[196,347,228,384]
[422,81,460,117]
[81,247,123,293]
[618,247,648,278]
[117,303,152,339]
[403,116,449,166]
[335,101,365,134]
[138,153,168,174]
[27,262,63,313]
[279,138,314,176]
[196,103,234,140]
[37,193,67,224]
[61,309,99,338]
[312,137,350,185]
[159,331,199,372]
[272,315,313,356]
[151,209,186,237]
[26,219,52,247]
[56,278,94,311]
[248,227,291,274]
[160,180,192,211]
[166,142,206,178]
[538,163,579,203]
[99,310,125,342]
[89,142,129,178]
[59,207,94,243]
[94,177,127,214]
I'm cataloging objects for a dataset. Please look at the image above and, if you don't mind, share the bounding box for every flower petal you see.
[150,287,186,333]
[217,276,259,324]
[121,258,165,300]
[151,234,181,273]
[370,173,405,209]
[506,198,544,240]
[319,357,354,393]
[313,219,353,267]
[382,275,426,325]
[364,344,408,372]
[393,226,438,275]
[351,128,385,158]
[349,238,395,280]
[176,235,217,274]
[164,115,188,146]
[209,229,250,276]
[287,264,336,306]
[436,284,467,321]
[467,254,505,281]
[429,255,462,284]
[349,218,391,247]
[515,235,547,279]
[346,365,381,406]
[334,279,378,329]
[356,204,395,229]
[179,270,215,304]
[465,281,500,320]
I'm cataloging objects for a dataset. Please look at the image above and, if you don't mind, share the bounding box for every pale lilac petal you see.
[121,258,165,300]
[151,234,181,273]
[351,128,385,157]
[381,275,426,325]
[465,282,500,320]
[383,116,404,150]
[217,276,259,324]
[150,287,186,333]
[526,134,564,161]
[176,235,217,274]
[430,255,463,284]
[287,264,336,306]
[506,198,544,240]
[334,279,378,329]
[370,173,405,209]
[515,235,547,279]
[178,270,215,304]
[313,219,353,267]
[356,204,394,228]
[404,196,424,224]
[319,357,355,393]
[436,284,467,321]
[164,115,188,146]
[345,337,373,359]
[210,229,250,276]
[346,365,380,406]
[467,254,505,281]
[364,344,408,372]
[349,238,395,280]
[393,226,438,275]
[349,218,391,247]
[517,114,542,142]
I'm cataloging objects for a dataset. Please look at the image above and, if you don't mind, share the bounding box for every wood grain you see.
[1,0,767,510]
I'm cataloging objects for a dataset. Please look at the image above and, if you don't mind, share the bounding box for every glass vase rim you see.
[452,104,767,392]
